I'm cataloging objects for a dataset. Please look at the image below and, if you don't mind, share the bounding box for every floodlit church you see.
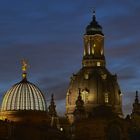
[0,12,140,140]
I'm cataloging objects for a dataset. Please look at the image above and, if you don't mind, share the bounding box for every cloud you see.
[0,0,140,116]
[38,77,69,101]
[122,91,136,116]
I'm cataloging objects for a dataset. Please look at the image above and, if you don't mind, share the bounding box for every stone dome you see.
[1,78,47,111]
[66,67,123,122]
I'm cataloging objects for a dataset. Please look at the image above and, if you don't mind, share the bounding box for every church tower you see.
[66,11,123,123]
[131,91,140,124]
[82,11,105,67]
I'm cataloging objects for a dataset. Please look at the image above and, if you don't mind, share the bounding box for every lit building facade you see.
[65,12,140,140]
[66,11,122,123]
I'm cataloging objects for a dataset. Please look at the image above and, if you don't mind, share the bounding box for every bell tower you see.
[66,11,123,123]
[82,11,105,67]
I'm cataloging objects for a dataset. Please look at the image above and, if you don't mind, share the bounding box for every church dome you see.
[1,60,47,112]
[66,67,122,121]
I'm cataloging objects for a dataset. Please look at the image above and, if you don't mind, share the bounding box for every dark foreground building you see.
[0,12,140,140]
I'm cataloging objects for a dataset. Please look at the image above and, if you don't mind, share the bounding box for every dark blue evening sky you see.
[0,0,140,115]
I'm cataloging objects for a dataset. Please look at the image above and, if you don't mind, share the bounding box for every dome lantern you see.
[135,91,139,104]
[83,11,105,67]
[85,10,103,36]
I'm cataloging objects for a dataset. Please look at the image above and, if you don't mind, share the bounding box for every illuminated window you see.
[84,49,86,56]
[101,74,107,80]
[91,44,96,54]
[67,91,71,105]
[92,47,94,54]
[81,90,89,103]
[101,49,103,55]
[84,73,89,80]
[97,62,101,66]
[105,93,109,103]
[87,43,90,55]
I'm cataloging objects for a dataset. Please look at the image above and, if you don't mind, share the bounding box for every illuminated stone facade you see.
[66,12,122,123]
[65,12,140,140]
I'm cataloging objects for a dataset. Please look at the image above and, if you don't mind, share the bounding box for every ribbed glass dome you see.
[1,60,47,111]
[1,79,47,111]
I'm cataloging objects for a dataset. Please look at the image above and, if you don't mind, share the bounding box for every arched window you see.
[84,73,89,80]
[87,43,90,55]
[105,93,109,103]
[97,62,101,66]
[91,44,96,54]
[81,89,89,103]
[67,91,71,105]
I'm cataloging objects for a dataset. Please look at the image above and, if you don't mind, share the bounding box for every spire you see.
[132,91,140,115]
[76,88,84,107]
[135,91,139,104]
[92,9,96,22]
[74,88,86,121]
[48,94,60,129]
[48,94,57,117]
[21,59,28,80]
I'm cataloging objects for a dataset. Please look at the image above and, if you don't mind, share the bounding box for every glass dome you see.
[1,79,47,111]
[1,60,47,112]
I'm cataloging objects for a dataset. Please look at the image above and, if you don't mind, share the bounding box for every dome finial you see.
[93,8,96,21]
[135,90,139,104]
[21,59,28,80]
[85,9,103,35]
